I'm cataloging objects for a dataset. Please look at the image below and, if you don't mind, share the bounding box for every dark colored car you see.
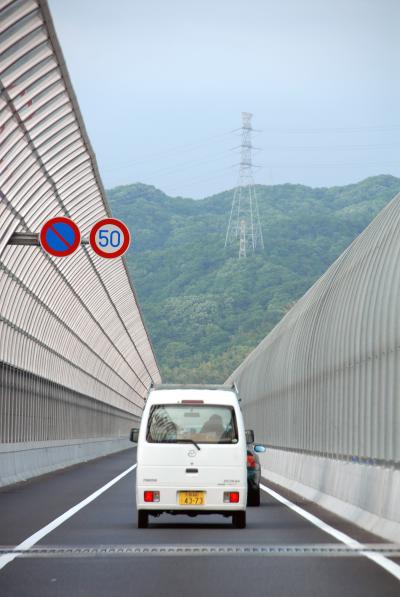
[245,430,266,507]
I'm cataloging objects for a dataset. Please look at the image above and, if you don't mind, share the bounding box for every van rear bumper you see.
[136,485,247,511]
[144,509,237,518]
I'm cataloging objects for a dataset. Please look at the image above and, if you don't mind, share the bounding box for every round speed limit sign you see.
[89,218,131,258]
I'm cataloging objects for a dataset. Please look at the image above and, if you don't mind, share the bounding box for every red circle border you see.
[40,217,81,257]
[89,218,131,259]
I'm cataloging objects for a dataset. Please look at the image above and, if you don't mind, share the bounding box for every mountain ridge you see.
[107,174,400,383]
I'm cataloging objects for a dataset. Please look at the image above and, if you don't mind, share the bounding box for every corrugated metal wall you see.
[0,0,161,443]
[227,192,400,468]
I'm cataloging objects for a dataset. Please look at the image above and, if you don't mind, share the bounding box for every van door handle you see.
[186,468,198,473]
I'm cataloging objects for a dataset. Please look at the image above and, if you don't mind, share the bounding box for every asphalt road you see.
[0,448,399,597]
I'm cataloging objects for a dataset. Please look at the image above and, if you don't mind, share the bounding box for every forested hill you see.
[107,175,400,383]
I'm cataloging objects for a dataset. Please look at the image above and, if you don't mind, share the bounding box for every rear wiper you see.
[165,439,201,451]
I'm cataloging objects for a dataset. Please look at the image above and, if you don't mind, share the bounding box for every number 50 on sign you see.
[89,218,131,259]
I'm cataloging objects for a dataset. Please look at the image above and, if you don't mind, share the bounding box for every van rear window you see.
[146,405,238,444]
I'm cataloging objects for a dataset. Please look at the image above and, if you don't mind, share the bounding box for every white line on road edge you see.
[260,482,400,581]
[0,464,137,572]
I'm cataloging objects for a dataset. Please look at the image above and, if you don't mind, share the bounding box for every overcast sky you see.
[48,0,400,198]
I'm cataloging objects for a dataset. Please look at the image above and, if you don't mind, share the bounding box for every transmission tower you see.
[225,112,264,258]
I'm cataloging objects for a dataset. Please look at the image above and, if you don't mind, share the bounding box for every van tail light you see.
[247,454,257,469]
[144,491,160,503]
[224,491,240,503]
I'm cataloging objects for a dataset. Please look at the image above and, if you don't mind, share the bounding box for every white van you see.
[130,384,247,528]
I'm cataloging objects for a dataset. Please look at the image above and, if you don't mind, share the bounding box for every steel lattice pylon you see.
[225,113,264,258]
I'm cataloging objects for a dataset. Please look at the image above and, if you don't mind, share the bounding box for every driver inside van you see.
[200,414,225,439]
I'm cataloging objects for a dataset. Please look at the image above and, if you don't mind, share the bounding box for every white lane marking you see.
[0,464,137,572]
[260,483,400,581]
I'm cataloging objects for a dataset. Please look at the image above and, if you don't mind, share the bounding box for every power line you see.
[258,124,400,134]
[102,130,235,174]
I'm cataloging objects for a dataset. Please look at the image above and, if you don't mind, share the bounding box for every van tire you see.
[232,511,246,529]
[138,510,149,528]
[247,487,261,507]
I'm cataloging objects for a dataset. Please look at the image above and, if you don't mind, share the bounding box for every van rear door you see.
[138,402,245,488]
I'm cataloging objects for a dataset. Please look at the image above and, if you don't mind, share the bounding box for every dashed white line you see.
[0,464,137,571]
[260,482,400,581]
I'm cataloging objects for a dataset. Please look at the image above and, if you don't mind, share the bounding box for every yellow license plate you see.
[179,491,205,506]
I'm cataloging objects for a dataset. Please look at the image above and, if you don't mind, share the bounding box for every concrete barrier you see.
[0,437,134,487]
[260,447,400,543]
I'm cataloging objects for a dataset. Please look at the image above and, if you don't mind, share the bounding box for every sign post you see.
[10,217,131,260]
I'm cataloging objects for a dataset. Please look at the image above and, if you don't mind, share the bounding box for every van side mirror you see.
[245,429,254,444]
[130,428,139,443]
[254,444,266,453]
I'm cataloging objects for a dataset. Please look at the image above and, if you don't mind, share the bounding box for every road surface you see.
[0,448,399,597]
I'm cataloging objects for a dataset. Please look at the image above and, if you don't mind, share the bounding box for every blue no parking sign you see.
[40,217,81,257]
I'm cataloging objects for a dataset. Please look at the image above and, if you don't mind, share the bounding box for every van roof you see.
[152,384,236,392]
[147,385,240,405]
